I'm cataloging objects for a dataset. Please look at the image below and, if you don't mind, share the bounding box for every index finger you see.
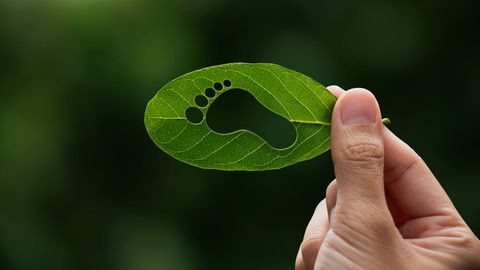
[383,127,455,219]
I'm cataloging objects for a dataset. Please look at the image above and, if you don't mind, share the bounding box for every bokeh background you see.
[1,0,479,269]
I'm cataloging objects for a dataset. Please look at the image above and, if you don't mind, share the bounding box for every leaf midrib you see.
[289,120,331,125]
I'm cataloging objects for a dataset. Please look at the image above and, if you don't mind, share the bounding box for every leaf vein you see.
[191,131,246,161]
[281,70,332,113]
[160,121,188,144]
[226,69,292,119]
[172,130,212,154]
[257,66,318,121]
[213,142,266,166]
[158,96,180,117]
[167,88,193,106]
[299,134,330,160]
[145,117,186,120]
[253,125,325,167]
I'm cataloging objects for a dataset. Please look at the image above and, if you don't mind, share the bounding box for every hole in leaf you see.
[206,89,296,149]
[205,88,215,98]
[214,82,223,91]
[223,80,231,87]
[195,95,208,107]
[185,107,203,124]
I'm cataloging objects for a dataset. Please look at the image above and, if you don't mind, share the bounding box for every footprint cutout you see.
[185,80,296,149]
[146,63,337,171]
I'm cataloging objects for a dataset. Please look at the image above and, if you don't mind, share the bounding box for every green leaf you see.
[144,63,337,171]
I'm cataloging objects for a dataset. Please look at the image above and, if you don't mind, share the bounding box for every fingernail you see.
[340,90,377,125]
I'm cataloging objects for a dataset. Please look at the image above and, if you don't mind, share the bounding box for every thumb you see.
[330,89,391,227]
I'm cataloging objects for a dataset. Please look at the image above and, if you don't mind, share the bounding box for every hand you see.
[295,87,480,270]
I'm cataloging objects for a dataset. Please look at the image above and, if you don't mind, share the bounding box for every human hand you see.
[295,87,480,270]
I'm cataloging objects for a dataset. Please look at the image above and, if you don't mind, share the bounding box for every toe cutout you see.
[214,82,223,91]
[205,88,215,98]
[195,95,208,107]
[223,80,231,87]
[185,107,203,124]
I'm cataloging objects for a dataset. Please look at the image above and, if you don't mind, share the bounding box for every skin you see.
[295,86,480,270]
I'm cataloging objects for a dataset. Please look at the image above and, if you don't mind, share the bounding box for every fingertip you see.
[326,85,346,98]
[325,179,337,220]
[341,89,379,125]
[332,88,382,129]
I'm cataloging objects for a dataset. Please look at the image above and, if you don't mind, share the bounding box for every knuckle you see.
[326,179,337,196]
[333,206,394,239]
[341,141,384,166]
[368,215,395,235]
[294,254,304,270]
[325,180,337,209]
[294,260,304,270]
[301,237,322,260]
[440,230,480,268]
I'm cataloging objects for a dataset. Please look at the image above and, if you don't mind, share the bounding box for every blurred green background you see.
[1,0,479,269]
